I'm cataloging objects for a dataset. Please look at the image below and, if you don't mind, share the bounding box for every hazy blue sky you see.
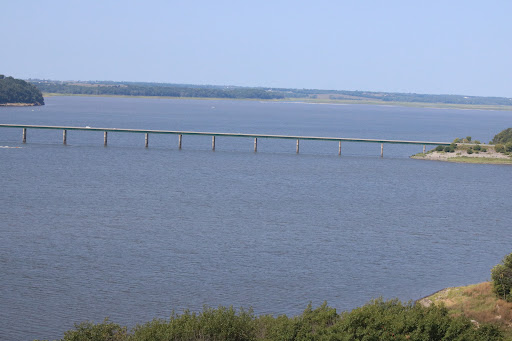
[3,0,511,97]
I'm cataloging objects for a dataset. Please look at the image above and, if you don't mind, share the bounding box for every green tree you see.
[491,252,512,301]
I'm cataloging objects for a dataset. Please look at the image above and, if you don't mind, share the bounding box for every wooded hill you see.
[0,75,44,106]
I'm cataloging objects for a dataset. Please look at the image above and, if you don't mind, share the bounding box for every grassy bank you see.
[42,93,512,111]
[411,154,512,164]
[419,282,512,339]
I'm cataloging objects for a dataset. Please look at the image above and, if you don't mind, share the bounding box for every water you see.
[1,97,512,340]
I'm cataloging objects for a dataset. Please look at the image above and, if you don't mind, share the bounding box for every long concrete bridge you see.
[0,124,451,156]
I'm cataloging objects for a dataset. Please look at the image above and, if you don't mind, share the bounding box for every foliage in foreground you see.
[39,299,503,341]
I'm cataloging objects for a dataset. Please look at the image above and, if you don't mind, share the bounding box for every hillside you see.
[0,75,44,106]
[419,282,512,339]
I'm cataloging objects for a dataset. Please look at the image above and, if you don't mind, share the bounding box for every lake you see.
[1,96,512,340]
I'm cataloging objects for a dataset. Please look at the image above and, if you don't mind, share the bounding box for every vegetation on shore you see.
[412,129,512,164]
[37,299,502,341]
[31,79,512,110]
[0,75,44,106]
[38,250,512,341]
[419,252,512,340]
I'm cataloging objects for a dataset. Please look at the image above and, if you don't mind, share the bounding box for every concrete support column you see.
[338,141,342,155]
[423,145,426,153]
[381,143,384,157]
[254,138,257,152]
[63,130,67,144]
[179,134,182,149]
[145,133,149,148]
[22,128,26,143]
[296,139,300,153]
[212,136,215,150]
[104,131,108,146]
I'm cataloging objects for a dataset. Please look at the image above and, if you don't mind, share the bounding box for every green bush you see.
[131,306,256,341]
[495,144,505,153]
[435,145,444,152]
[474,144,481,151]
[482,147,488,152]
[506,142,512,153]
[444,146,455,153]
[59,318,127,341]
[467,148,473,154]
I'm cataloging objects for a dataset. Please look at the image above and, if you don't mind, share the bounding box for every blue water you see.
[1,97,512,340]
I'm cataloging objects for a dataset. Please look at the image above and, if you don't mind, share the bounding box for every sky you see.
[2,0,511,97]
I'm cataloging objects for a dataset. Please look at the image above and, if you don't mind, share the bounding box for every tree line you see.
[32,81,296,100]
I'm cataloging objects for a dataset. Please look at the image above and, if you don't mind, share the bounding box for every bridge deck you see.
[0,124,451,146]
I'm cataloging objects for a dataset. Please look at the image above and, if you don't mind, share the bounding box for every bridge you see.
[0,124,452,156]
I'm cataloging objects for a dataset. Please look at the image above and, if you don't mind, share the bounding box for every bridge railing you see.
[0,124,452,156]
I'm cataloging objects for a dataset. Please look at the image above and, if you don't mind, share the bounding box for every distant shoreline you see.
[42,93,512,111]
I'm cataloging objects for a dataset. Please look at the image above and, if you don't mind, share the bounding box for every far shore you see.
[42,93,512,111]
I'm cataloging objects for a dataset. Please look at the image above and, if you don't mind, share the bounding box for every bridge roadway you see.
[0,124,452,156]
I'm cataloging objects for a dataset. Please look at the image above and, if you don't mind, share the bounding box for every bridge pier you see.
[381,143,384,157]
[338,141,341,155]
[423,145,426,153]
[212,136,215,150]
[145,133,149,148]
[104,131,108,146]
[179,134,182,149]
[22,128,26,143]
[296,139,300,153]
[254,138,257,152]
[63,130,67,144]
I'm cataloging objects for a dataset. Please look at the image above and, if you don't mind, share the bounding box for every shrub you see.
[495,144,505,153]
[491,128,512,145]
[482,147,488,152]
[59,318,127,341]
[491,252,512,302]
[474,144,481,151]
[467,148,473,154]
[466,136,472,142]
[506,142,512,153]
[435,145,444,152]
